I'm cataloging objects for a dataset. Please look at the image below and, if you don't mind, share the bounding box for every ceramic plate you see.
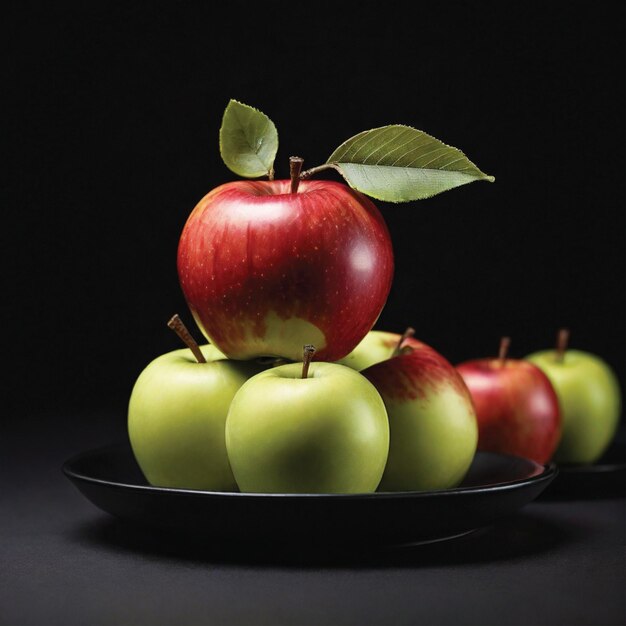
[63,444,556,546]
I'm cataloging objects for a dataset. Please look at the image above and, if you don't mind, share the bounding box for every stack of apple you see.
[127,100,621,494]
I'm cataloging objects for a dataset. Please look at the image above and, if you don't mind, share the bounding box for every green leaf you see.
[219,100,278,178]
[327,125,494,202]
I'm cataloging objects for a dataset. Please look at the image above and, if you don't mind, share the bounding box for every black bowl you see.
[63,445,556,547]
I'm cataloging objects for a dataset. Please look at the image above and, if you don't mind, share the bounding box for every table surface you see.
[2,410,625,626]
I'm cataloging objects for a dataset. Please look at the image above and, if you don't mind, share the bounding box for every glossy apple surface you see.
[128,344,263,491]
[177,180,394,362]
[457,358,561,464]
[362,336,478,491]
[225,362,389,493]
[335,330,400,371]
[526,349,621,464]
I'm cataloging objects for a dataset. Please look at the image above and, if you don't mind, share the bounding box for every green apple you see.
[526,343,621,464]
[128,344,263,490]
[336,330,405,371]
[362,336,478,491]
[225,359,390,493]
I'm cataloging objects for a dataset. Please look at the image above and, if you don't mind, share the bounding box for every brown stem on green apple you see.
[555,328,570,363]
[498,336,511,367]
[392,327,416,356]
[301,344,316,379]
[268,166,275,181]
[299,162,342,180]
[167,314,206,363]
[290,157,304,193]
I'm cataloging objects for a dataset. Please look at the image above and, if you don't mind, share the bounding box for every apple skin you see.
[225,362,390,493]
[361,336,478,491]
[128,344,264,491]
[177,180,394,362]
[335,330,401,371]
[526,349,621,464]
[456,358,561,464]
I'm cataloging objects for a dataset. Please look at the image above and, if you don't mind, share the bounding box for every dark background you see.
[2,4,624,625]
[4,0,624,422]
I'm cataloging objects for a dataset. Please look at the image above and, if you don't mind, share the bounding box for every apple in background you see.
[457,338,562,464]
[335,329,403,371]
[526,329,622,465]
[128,315,265,491]
[177,179,394,362]
[225,346,389,493]
[360,332,478,491]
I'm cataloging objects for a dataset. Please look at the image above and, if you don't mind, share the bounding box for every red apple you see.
[177,179,394,362]
[456,338,562,464]
[361,333,478,491]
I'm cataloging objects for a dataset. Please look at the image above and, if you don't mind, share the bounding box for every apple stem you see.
[301,344,316,379]
[555,328,570,363]
[167,314,206,363]
[268,166,275,181]
[300,163,342,180]
[498,336,511,366]
[290,157,304,193]
[393,327,416,356]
